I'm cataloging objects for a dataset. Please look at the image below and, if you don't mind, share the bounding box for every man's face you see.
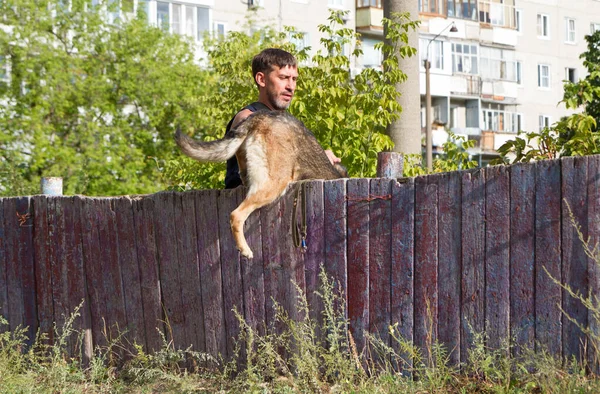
[259,65,298,110]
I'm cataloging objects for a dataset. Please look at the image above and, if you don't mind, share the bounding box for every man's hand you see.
[324,149,341,165]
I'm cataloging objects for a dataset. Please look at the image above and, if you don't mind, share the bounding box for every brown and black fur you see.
[175,110,347,258]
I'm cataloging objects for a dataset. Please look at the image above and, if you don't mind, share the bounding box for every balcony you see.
[478,0,516,29]
[356,1,383,35]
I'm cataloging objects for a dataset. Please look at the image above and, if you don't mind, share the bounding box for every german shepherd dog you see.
[175,110,347,259]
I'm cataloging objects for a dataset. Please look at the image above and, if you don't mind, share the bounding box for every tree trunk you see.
[384,0,421,155]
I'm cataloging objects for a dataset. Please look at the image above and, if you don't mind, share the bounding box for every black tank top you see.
[224,102,271,189]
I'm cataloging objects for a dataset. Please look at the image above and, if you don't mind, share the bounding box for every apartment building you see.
[134,0,354,59]
[357,0,600,163]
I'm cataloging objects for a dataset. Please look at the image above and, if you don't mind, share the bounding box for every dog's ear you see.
[333,163,348,178]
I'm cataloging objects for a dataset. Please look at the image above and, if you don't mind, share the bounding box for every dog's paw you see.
[239,247,254,260]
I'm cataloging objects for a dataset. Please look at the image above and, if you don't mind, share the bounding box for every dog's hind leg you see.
[230,181,288,259]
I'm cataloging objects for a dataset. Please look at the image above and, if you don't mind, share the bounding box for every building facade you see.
[357,0,600,163]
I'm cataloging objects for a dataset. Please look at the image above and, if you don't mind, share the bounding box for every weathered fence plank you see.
[261,190,285,338]
[324,179,348,310]
[461,169,485,361]
[195,190,226,358]
[535,159,562,357]
[48,197,68,335]
[347,178,370,352]
[438,171,461,364]
[240,188,266,337]
[217,188,244,359]
[588,155,600,371]
[0,199,7,331]
[391,178,415,370]
[32,196,53,342]
[414,175,439,356]
[80,198,107,348]
[154,193,188,348]
[561,156,589,358]
[5,197,37,342]
[100,199,127,346]
[509,163,536,356]
[114,197,145,351]
[304,180,325,334]
[176,192,205,352]
[369,178,392,346]
[132,196,163,352]
[64,197,91,363]
[484,165,510,350]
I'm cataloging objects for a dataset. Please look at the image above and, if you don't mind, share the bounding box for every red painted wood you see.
[347,178,370,352]
[509,163,536,357]
[80,197,107,348]
[32,196,53,342]
[535,159,562,357]
[391,177,414,370]
[377,152,404,178]
[217,188,244,359]
[587,155,600,372]
[153,192,188,348]
[461,169,485,361]
[175,192,205,352]
[437,171,461,364]
[561,156,589,359]
[304,180,325,337]
[114,197,145,351]
[132,196,163,352]
[195,190,226,358]
[240,188,266,337]
[484,165,510,350]
[414,175,439,357]
[324,179,347,315]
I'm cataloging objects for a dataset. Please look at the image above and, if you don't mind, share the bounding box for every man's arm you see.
[324,149,341,165]
[231,109,254,130]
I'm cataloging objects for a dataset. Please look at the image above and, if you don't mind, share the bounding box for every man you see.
[224,48,341,189]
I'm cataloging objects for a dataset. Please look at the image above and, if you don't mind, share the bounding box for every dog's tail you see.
[174,128,244,162]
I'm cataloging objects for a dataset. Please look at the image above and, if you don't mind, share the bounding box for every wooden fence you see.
[0,155,599,366]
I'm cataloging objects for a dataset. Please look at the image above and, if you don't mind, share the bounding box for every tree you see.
[0,0,210,196]
[384,0,422,155]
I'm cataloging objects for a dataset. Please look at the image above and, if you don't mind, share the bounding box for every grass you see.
[2,267,600,393]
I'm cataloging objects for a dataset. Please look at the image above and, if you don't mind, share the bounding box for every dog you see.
[175,110,347,259]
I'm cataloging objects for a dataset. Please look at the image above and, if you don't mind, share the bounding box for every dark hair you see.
[252,48,297,81]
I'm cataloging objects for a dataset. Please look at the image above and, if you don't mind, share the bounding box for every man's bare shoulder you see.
[232,109,254,129]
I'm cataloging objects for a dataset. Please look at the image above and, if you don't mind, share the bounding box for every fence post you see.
[376,152,404,178]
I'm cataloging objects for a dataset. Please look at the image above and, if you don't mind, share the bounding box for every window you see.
[357,0,381,6]
[197,7,210,40]
[445,0,478,20]
[214,22,227,38]
[289,32,311,52]
[515,9,522,33]
[421,39,444,70]
[361,37,382,67]
[328,0,344,7]
[419,0,445,14]
[537,14,549,38]
[482,109,522,133]
[538,64,550,88]
[172,4,182,34]
[565,67,577,83]
[565,18,576,43]
[452,43,478,74]
[591,22,600,34]
[480,47,517,81]
[539,115,551,131]
[516,61,522,84]
[156,1,169,31]
[184,5,194,37]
